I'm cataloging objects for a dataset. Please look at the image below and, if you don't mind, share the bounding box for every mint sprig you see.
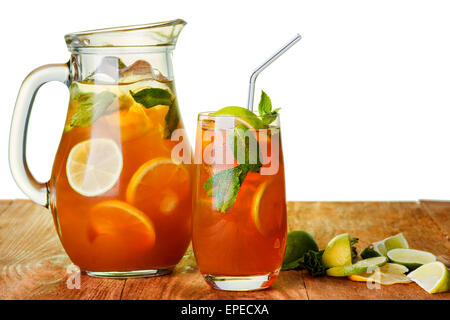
[203,124,263,213]
[203,91,278,213]
[258,90,280,126]
[130,88,179,138]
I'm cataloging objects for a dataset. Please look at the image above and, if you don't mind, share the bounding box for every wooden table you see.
[0,200,448,300]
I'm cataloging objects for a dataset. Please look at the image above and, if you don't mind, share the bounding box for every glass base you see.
[85,268,172,279]
[203,272,278,291]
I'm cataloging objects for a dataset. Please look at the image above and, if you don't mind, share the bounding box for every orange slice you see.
[88,200,156,248]
[126,157,190,216]
[251,177,285,236]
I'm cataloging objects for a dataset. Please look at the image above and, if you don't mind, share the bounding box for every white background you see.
[2,0,450,201]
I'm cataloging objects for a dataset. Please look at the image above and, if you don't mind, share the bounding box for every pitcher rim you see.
[65,19,186,51]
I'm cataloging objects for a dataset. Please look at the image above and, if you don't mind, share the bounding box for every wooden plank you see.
[1,200,449,300]
[287,202,450,300]
[0,200,125,300]
[121,246,308,300]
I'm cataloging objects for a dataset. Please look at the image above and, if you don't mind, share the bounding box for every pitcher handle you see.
[9,63,70,206]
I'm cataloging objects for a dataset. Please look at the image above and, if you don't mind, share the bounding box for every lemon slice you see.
[251,177,285,236]
[126,157,190,216]
[349,263,412,285]
[372,233,409,256]
[66,138,123,197]
[408,261,449,294]
[387,248,436,271]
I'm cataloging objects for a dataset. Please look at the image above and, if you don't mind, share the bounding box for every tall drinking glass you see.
[192,112,287,291]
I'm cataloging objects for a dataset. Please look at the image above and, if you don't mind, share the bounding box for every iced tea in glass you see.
[192,111,287,290]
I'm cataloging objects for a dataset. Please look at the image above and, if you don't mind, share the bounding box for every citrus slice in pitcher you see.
[88,200,156,248]
[66,138,123,196]
[251,177,284,236]
[126,157,190,216]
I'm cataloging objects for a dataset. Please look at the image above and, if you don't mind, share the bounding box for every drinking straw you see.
[247,34,302,111]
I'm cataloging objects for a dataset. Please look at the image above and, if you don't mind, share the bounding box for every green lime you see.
[326,256,388,277]
[211,106,265,129]
[322,233,352,268]
[387,248,436,271]
[408,261,449,294]
[282,231,319,269]
[372,233,409,256]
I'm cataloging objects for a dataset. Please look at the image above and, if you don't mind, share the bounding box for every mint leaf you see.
[281,259,303,270]
[69,91,116,128]
[227,124,262,173]
[130,88,173,108]
[261,108,280,126]
[130,88,179,139]
[69,83,91,102]
[301,250,326,276]
[163,100,180,139]
[282,249,326,277]
[360,247,381,259]
[258,91,280,126]
[258,90,272,115]
[203,165,248,213]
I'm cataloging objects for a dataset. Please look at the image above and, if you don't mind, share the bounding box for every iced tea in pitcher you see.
[10,20,192,278]
[50,70,191,276]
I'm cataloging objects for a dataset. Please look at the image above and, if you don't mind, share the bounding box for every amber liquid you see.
[49,80,192,272]
[192,119,287,279]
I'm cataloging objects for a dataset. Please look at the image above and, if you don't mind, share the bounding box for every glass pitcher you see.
[9,19,193,278]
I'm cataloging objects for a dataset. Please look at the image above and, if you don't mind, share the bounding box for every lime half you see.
[327,256,387,277]
[322,233,352,268]
[408,262,449,294]
[387,248,436,271]
[211,106,265,129]
[373,233,409,256]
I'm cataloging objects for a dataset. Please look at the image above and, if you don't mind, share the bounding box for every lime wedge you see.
[408,262,449,294]
[372,233,409,256]
[387,248,436,271]
[322,233,352,268]
[349,263,412,285]
[327,256,388,277]
[211,106,265,129]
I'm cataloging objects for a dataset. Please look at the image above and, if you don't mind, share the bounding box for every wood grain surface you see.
[0,200,448,300]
